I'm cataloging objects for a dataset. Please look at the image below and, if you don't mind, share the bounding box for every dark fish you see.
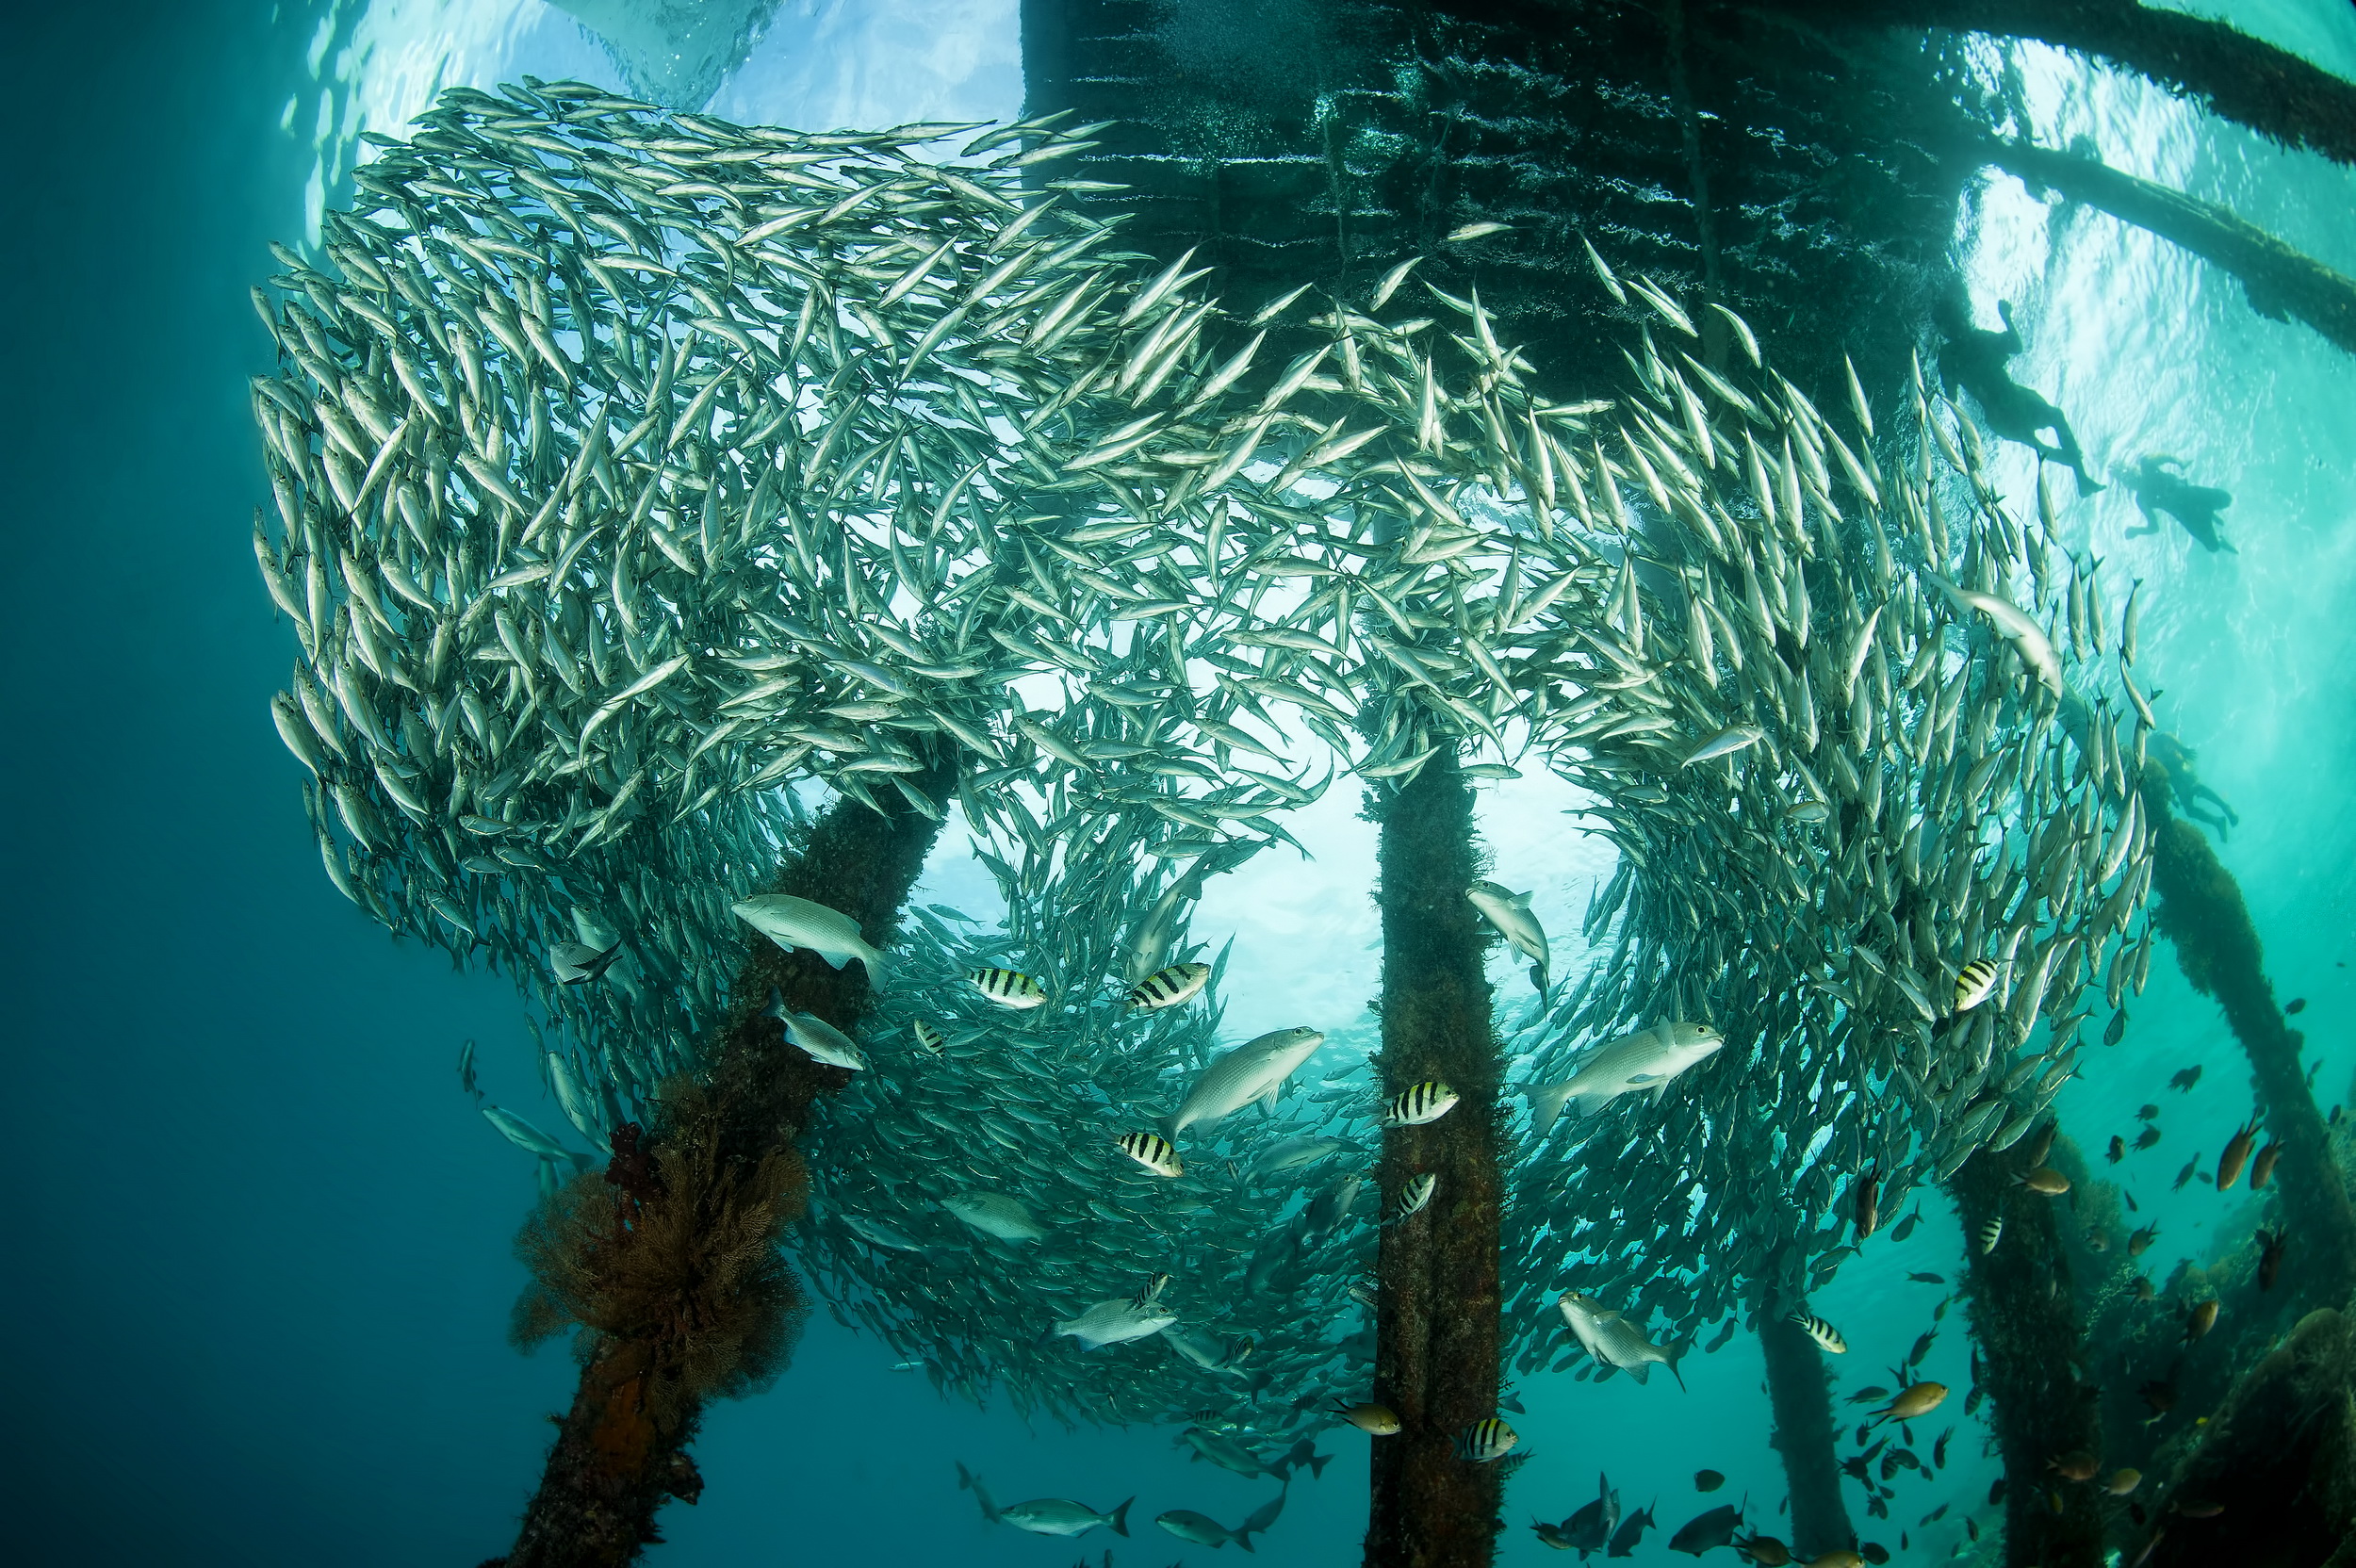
[1921,1503,1950,1524]
[2184,1298,2218,1342]
[2168,1066,2201,1093]
[2022,1118,2058,1168]
[1607,1502,1655,1557]
[2107,1135,2126,1163]
[2126,1189,2141,1212]
[2250,1139,2282,1188]
[2216,1119,2261,1189]
[2135,1102,2159,1122]
[2104,1010,2128,1045]
[1861,1545,1890,1565]
[1906,1330,1937,1366]
[1933,1428,1952,1468]
[1853,1166,1881,1240]
[2257,1227,2286,1290]
[1668,1503,1743,1555]
[1563,1475,1619,1552]
[1890,1210,1922,1243]
[1705,1317,1740,1353]
[1732,1535,1792,1566]
[2173,1157,2200,1191]
[1906,1271,1945,1284]
[1694,1469,1725,1493]
[2134,1125,2163,1151]
[2284,997,2306,1015]
[2128,1224,2159,1256]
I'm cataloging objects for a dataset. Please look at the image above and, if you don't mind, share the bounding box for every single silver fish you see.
[1557,1291,1681,1385]
[1161,1026,1325,1141]
[1055,1298,1179,1349]
[1467,881,1549,990]
[958,1463,1132,1537]
[942,1190,1048,1243]
[731,893,890,985]
[1524,1022,1726,1135]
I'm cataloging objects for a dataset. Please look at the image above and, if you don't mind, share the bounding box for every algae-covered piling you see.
[1951,1143,2106,1568]
[499,750,957,1568]
[1758,1269,1858,1560]
[1366,746,1505,1568]
[2143,786,2356,1300]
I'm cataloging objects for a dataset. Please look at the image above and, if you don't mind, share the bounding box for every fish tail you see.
[1526,1083,1574,1137]
[1108,1496,1133,1537]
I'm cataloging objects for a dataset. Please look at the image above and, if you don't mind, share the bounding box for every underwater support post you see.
[1366,746,1506,1568]
[497,749,959,1568]
[1756,1263,1859,1560]
[2142,787,2356,1302]
[1951,1144,2108,1568]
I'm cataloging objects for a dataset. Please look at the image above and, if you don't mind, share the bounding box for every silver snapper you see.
[958,1462,1132,1537]
[1467,880,1549,990]
[1557,1291,1681,1385]
[1155,1492,1284,1551]
[942,1190,1048,1243]
[731,893,890,986]
[1055,1298,1180,1349]
[1160,1026,1325,1140]
[1524,1021,1726,1135]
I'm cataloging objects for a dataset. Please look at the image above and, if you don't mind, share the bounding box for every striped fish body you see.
[911,1019,946,1053]
[969,967,1048,1009]
[1978,1217,2003,1254]
[1954,958,2000,1014]
[1790,1312,1847,1354]
[1115,1130,1184,1177]
[1130,1271,1172,1310]
[1126,961,1211,1011]
[1455,1417,1518,1462]
[1385,1080,1460,1127]
[1387,1172,1437,1223]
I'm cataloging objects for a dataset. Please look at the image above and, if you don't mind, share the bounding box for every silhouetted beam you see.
[1983,137,2356,359]
[1367,746,1504,1568]
[1758,1280,1857,1560]
[1750,0,2356,168]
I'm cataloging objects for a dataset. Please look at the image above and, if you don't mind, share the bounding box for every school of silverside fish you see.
[248,76,2156,1487]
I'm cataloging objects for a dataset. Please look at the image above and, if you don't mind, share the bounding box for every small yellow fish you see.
[2106,1468,2143,1495]
[2216,1118,2261,1190]
[1954,958,2000,1013]
[1874,1381,1948,1423]
[2020,1166,2070,1196]
[1333,1401,1402,1435]
[1113,1130,1184,1177]
[2184,1298,2218,1342]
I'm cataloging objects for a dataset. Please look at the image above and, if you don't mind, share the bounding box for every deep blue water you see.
[6,3,2354,1564]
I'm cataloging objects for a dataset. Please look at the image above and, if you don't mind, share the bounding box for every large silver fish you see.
[1055,1298,1179,1350]
[1557,1291,1681,1385]
[1160,1026,1324,1140]
[1523,1022,1726,1134]
[958,1463,1132,1537]
[731,893,891,986]
[1467,880,1549,991]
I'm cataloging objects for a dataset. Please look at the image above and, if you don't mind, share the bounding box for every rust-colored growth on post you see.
[1950,1144,2106,1568]
[1366,747,1505,1568]
[2142,786,2356,1301]
[496,750,958,1568]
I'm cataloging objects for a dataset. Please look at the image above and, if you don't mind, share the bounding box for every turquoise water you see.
[7,3,2354,1564]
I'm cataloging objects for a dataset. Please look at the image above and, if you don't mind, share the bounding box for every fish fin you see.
[1626,1362,1649,1384]
[857,948,890,989]
[1108,1497,1133,1537]
[818,949,851,970]
[1666,1355,1687,1392]
[1526,1082,1574,1136]
[1511,889,1534,907]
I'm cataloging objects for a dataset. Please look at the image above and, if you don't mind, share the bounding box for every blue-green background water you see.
[4,2,2352,1562]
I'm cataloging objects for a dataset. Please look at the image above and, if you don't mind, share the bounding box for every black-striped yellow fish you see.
[1954,958,2000,1014]
[1455,1417,1518,1462]
[1130,1271,1173,1309]
[968,967,1048,1009]
[911,1020,945,1053]
[1978,1217,2003,1253]
[1385,1172,1437,1223]
[1125,961,1210,1011]
[1384,1080,1460,1127]
[1789,1311,1847,1354]
[1115,1130,1184,1177]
